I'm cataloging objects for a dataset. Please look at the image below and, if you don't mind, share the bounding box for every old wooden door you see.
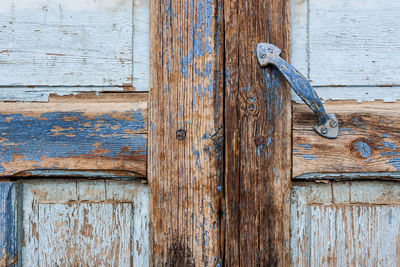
[0,0,150,265]
[290,0,400,265]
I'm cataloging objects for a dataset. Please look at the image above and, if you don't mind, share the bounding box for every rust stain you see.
[31,222,39,241]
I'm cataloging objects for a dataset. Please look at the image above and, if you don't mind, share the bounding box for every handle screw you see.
[320,127,328,135]
[176,129,186,140]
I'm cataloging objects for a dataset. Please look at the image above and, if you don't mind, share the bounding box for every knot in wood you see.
[255,135,266,146]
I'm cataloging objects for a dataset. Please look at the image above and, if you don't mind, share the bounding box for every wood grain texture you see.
[293,101,400,177]
[133,0,150,92]
[22,179,149,266]
[291,181,400,266]
[0,0,150,102]
[291,0,400,86]
[0,93,147,177]
[0,0,133,86]
[0,183,17,266]
[149,0,224,265]
[224,0,291,265]
[290,0,400,103]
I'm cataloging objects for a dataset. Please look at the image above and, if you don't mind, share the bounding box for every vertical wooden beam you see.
[149,0,224,266]
[0,183,17,266]
[224,0,291,266]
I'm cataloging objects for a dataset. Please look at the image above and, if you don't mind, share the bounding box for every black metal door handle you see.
[257,43,338,139]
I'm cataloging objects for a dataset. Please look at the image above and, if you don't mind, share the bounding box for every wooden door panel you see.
[21,179,149,266]
[291,181,400,266]
[0,0,149,102]
[290,0,400,102]
[0,93,147,177]
[293,102,400,178]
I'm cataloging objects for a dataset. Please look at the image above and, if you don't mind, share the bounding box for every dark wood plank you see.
[293,101,400,177]
[224,0,291,265]
[0,183,17,266]
[0,93,147,177]
[149,0,224,265]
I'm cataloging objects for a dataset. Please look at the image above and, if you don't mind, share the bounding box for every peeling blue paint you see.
[298,144,311,150]
[381,152,399,156]
[388,157,400,171]
[382,141,397,151]
[193,0,213,57]
[193,146,200,168]
[299,154,317,160]
[0,111,146,174]
[355,141,371,158]
[0,183,15,263]
[389,209,393,224]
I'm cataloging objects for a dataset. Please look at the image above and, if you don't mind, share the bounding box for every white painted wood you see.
[38,203,133,266]
[0,0,132,86]
[290,0,308,78]
[291,86,400,103]
[0,87,124,102]
[22,179,149,266]
[290,0,400,102]
[0,0,150,102]
[133,0,149,92]
[291,181,400,266]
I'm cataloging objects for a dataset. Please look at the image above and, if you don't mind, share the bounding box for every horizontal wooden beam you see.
[0,93,147,177]
[293,101,400,178]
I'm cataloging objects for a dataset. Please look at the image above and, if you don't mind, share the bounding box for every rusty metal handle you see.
[257,43,339,139]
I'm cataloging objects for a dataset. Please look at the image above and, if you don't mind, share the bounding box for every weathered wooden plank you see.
[293,101,400,177]
[291,181,400,266]
[291,86,400,104]
[0,87,132,103]
[224,0,291,265]
[0,183,17,266]
[0,0,139,87]
[22,179,149,266]
[149,0,224,265]
[133,0,150,92]
[0,93,147,177]
[291,0,400,87]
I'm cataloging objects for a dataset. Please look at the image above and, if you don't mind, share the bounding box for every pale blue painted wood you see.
[0,183,16,266]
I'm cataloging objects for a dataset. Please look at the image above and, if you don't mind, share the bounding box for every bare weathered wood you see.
[149,0,224,265]
[224,0,291,265]
[22,179,149,266]
[291,180,400,266]
[293,101,400,177]
[0,93,147,177]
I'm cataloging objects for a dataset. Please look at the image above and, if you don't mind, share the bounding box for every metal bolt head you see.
[260,53,267,59]
[320,127,328,135]
[330,120,337,128]
[176,129,186,140]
